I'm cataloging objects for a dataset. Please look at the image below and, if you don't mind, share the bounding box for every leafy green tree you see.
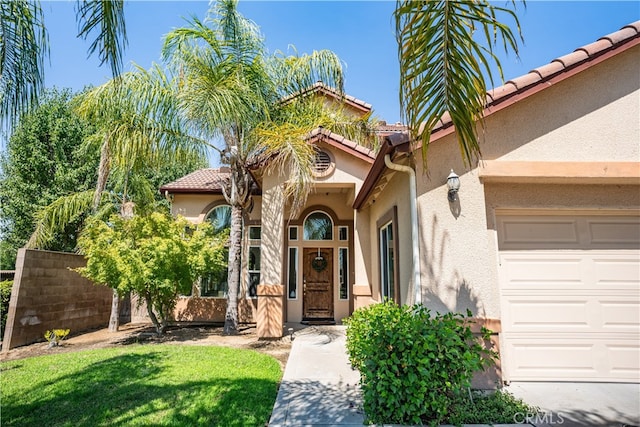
[163,0,377,334]
[25,66,208,332]
[0,88,98,269]
[25,66,207,249]
[76,212,227,335]
[0,0,127,130]
[395,0,523,165]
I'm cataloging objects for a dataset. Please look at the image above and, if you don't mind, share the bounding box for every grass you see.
[0,345,281,426]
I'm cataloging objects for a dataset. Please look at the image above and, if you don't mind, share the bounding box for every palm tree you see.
[0,0,127,130]
[27,65,208,331]
[162,0,377,334]
[395,0,523,166]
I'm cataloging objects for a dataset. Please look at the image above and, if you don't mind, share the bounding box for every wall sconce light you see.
[447,169,460,202]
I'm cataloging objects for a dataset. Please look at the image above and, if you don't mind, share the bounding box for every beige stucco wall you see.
[259,142,373,323]
[483,46,639,162]
[171,193,262,224]
[361,165,415,305]
[412,43,640,319]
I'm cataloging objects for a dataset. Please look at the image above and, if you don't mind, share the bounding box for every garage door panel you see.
[497,213,640,382]
[498,215,640,250]
[504,337,640,382]
[500,252,582,289]
[594,257,640,285]
[503,295,639,333]
[504,298,591,329]
[506,340,598,378]
[501,251,639,290]
[587,218,640,247]
[607,345,640,375]
[500,218,580,248]
[601,302,640,329]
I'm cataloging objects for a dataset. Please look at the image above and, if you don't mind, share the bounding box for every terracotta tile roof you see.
[375,121,408,136]
[160,168,230,193]
[282,81,373,113]
[356,21,640,209]
[161,128,376,194]
[420,20,640,144]
[307,127,376,163]
[486,21,640,110]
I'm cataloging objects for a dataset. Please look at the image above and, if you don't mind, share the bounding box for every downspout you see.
[384,154,422,304]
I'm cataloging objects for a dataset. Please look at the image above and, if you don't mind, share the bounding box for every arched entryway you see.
[285,206,353,323]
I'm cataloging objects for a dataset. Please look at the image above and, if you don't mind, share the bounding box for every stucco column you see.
[257,180,285,338]
[256,285,284,338]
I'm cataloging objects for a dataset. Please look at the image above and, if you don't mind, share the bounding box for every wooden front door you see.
[303,248,333,319]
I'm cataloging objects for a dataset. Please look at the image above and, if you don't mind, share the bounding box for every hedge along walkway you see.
[1,344,282,427]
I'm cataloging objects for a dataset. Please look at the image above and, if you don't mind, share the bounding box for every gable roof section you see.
[354,21,640,210]
[282,81,373,114]
[353,133,411,209]
[161,131,375,194]
[307,127,376,164]
[160,167,230,194]
[424,21,640,145]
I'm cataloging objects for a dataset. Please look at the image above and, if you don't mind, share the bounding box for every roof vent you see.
[312,149,335,177]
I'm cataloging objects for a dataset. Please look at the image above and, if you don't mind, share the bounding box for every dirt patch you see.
[0,323,293,368]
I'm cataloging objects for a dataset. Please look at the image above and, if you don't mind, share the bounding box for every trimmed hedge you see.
[345,301,496,425]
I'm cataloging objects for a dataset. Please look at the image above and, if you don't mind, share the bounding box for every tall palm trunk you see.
[94,138,120,332]
[92,138,110,212]
[223,203,243,334]
[223,138,250,335]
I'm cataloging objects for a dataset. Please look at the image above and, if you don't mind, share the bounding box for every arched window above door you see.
[303,211,333,240]
[206,205,231,234]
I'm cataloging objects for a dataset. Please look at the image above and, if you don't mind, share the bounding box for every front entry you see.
[303,248,334,319]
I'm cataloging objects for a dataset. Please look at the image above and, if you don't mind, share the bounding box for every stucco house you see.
[161,22,640,384]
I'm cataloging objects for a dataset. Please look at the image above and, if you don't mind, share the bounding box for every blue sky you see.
[35,0,639,145]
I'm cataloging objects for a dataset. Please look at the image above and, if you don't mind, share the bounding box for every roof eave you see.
[353,133,411,210]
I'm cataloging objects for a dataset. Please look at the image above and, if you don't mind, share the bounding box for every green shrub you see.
[44,329,70,347]
[447,389,540,425]
[345,301,497,425]
[0,280,13,335]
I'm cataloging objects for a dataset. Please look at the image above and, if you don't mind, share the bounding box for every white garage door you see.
[497,212,640,382]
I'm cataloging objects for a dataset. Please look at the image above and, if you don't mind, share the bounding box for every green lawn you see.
[1,345,281,426]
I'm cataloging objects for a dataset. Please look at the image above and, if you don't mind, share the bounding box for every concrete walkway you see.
[506,381,640,427]
[269,325,640,427]
[269,325,363,426]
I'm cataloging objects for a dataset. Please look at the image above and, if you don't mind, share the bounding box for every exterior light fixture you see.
[447,169,460,202]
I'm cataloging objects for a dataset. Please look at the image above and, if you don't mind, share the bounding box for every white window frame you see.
[303,210,334,241]
[287,247,298,300]
[379,220,395,301]
[338,247,349,300]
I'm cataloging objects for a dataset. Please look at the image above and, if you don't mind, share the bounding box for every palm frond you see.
[213,0,264,67]
[396,0,522,167]
[0,0,48,130]
[270,48,345,99]
[76,0,127,77]
[27,190,114,249]
[254,122,316,215]
[75,65,208,178]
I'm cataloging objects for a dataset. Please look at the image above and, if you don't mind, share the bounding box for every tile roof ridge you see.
[307,126,376,159]
[485,20,639,106]
[281,81,373,111]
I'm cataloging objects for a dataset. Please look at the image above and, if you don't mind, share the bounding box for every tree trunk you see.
[93,139,110,212]
[95,139,122,333]
[145,294,163,335]
[223,204,243,335]
[108,289,120,332]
